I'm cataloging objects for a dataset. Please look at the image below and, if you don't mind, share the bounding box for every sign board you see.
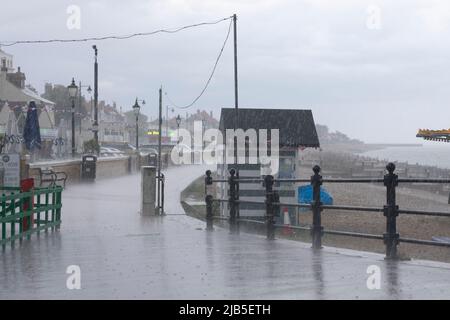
[0,153,20,187]
[40,128,58,139]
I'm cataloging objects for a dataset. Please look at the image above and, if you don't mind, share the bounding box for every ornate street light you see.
[68,78,78,158]
[132,98,142,150]
[92,45,99,150]
[78,83,92,135]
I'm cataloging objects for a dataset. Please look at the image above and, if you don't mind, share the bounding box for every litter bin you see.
[148,153,157,167]
[81,155,97,181]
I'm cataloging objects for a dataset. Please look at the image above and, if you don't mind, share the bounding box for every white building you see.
[80,101,129,146]
[0,49,56,158]
[0,48,14,73]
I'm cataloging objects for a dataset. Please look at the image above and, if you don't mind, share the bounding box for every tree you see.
[41,84,90,127]
[83,138,100,154]
[123,110,148,136]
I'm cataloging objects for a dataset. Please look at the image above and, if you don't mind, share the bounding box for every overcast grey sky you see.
[1,0,450,143]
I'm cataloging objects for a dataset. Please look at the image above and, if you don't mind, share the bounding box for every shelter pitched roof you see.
[219,108,320,148]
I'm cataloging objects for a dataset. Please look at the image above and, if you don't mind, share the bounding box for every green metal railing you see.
[1,185,63,249]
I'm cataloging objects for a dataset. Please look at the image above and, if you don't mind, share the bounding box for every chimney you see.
[6,66,26,88]
[44,83,53,95]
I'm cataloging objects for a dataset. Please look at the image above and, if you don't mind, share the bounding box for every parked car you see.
[103,144,136,153]
[139,146,158,157]
[100,147,125,157]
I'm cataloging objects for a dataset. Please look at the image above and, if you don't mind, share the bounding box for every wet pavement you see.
[1,165,450,299]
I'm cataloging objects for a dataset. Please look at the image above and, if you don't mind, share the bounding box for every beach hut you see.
[218,108,320,222]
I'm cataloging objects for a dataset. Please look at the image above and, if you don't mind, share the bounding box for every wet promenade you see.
[1,165,450,299]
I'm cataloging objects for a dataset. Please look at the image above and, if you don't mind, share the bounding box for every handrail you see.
[1,185,62,248]
[213,177,450,184]
[204,163,450,259]
[400,237,450,247]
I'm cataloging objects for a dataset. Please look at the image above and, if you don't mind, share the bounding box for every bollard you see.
[20,178,34,235]
[141,166,156,216]
[383,162,399,259]
[273,191,280,219]
[229,168,237,233]
[205,170,214,231]
[136,153,141,171]
[127,156,132,173]
[264,174,275,240]
[311,165,323,250]
[160,173,165,215]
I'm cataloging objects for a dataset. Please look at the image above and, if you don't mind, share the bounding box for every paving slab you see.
[1,165,450,299]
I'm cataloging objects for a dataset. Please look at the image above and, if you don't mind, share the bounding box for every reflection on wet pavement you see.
[1,165,450,299]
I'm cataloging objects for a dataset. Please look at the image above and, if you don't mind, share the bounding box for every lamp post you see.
[133,98,145,150]
[176,114,181,143]
[78,82,92,135]
[68,78,78,158]
[166,105,174,137]
[92,45,99,150]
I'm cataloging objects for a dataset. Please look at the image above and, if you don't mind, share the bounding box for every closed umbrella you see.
[23,101,41,154]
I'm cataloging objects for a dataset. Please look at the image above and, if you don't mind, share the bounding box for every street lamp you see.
[166,105,174,137]
[92,45,99,150]
[132,98,142,150]
[68,78,78,158]
[78,83,92,135]
[176,114,181,142]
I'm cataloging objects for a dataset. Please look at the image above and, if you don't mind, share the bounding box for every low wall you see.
[30,159,82,183]
[96,156,131,179]
[29,155,137,184]
[28,152,171,185]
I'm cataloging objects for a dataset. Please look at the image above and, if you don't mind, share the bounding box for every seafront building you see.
[218,108,320,224]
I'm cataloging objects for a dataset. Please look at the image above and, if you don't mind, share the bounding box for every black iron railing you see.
[204,163,450,259]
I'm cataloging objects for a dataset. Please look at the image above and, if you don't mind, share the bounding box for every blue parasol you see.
[298,185,333,206]
[23,101,41,152]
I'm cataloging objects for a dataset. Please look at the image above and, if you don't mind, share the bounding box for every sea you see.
[360,142,450,169]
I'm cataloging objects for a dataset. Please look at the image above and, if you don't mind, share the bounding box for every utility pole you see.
[158,87,163,215]
[233,13,238,165]
[68,79,78,158]
[72,100,76,158]
[233,13,240,224]
[78,82,92,137]
[93,45,99,152]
